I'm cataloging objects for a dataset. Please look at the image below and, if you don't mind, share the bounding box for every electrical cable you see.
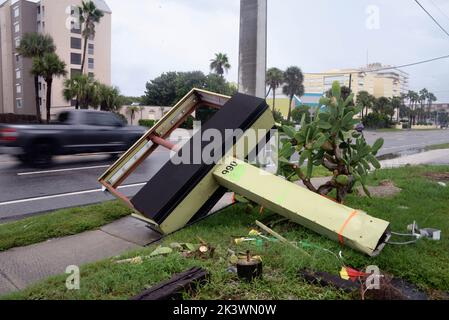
[305,54,449,76]
[386,239,420,245]
[414,0,449,37]
[429,0,449,23]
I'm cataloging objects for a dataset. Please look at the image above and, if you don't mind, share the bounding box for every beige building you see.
[120,105,172,125]
[304,63,409,100]
[0,0,111,118]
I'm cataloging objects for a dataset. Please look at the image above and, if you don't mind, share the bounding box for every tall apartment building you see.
[304,63,409,100]
[0,0,111,118]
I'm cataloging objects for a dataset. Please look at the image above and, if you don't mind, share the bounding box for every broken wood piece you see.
[298,269,360,293]
[131,267,209,300]
[255,220,310,256]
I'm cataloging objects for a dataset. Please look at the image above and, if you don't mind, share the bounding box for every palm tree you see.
[427,92,437,123]
[210,53,231,77]
[419,88,429,123]
[17,33,56,123]
[98,84,123,112]
[63,74,97,109]
[282,66,304,122]
[266,67,284,116]
[31,53,67,123]
[356,91,375,119]
[390,96,402,123]
[79,1,104,73]
[407,90,419,125]
[127,106,140,125]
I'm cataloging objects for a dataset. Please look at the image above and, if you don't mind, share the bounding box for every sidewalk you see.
[0,193,233,296]
[380,148,449,168]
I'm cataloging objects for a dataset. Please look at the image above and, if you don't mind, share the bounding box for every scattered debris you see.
[150,246,173,257]
[237,251,263,281]
[388,221,441,245]
[255,220,310,256]
[226,266,238,274]
[357,180,402,198]
[234,237,257,245]
[299,269,429,300]
[424,172,449,183]
[407,221,441,241]
[131,267,209,300]
[363,276,428,300]
[339,267,368,281]
[438,182,447,187]
[299,269,360,293]
[116,256,144,265]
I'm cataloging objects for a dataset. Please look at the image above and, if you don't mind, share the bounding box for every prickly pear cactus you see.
[278,81,384,203]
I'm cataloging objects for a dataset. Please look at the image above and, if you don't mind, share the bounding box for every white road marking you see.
[17,165,110,176]
[0,182,146,206]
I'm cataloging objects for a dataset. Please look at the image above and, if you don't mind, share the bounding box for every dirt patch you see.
[357,180,402,198]
[423,172,449,182]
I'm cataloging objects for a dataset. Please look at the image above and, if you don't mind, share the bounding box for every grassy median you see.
[0,201,132,252]
[3,165,449,300]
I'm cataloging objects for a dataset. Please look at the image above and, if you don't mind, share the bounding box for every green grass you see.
[425,143,449,151]
[3,166,449,300]
[375,128,404,132]
[0,201,132,252]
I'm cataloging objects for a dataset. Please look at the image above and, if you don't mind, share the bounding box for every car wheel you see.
[30,142,54,167]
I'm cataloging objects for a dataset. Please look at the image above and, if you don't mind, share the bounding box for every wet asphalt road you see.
[0,129,448,221]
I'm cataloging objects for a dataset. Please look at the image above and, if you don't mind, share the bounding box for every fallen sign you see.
[99,89,391,256]
[214,159,390,256]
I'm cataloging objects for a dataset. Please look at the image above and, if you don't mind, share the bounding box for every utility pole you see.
[238,0,267,98]
[349,73,353,92]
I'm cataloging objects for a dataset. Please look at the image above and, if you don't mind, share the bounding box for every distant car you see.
[0,110,146,166]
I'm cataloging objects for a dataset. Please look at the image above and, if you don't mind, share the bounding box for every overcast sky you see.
[17,0,449,101]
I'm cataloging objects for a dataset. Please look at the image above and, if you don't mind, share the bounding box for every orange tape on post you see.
[338,210,359,246]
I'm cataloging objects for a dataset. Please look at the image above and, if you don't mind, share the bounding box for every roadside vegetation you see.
[0,201,131,252]
[3,165,449,300]
[425,143,449,151]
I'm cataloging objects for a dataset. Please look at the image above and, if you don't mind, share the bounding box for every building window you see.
[39,98,42,106]
[38,82,42,91]
[88,43,94,55]
[15,54,20,63]
[15,37,20,48]
[88,58,94,69]
[70,53,82,65]
[14,7,20,18]
[70,37,82,49]
[14,23,20,33]
[70,68,82,79]
[16,99,22,109]
[16,84,22,94]
[88,72,94,79]
[16,69,21,79]
[71,21,81,34]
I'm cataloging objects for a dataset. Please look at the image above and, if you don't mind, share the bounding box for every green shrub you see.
[179,115,194,129]
[278,81,384,203]
[271,110,284,123]
[291,105,311,124]
[362,113,391,129]
[138,119,156,128]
